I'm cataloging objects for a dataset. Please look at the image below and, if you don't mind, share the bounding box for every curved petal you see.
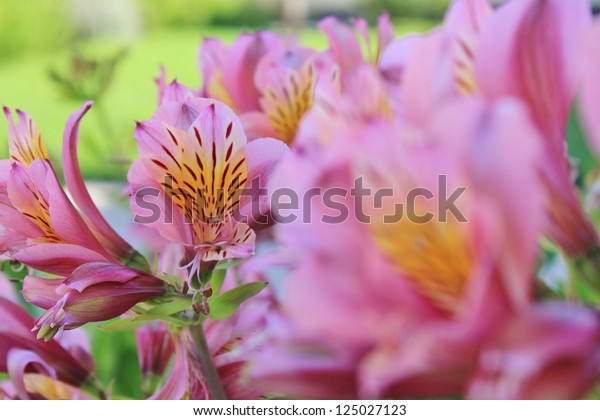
[7,349,56,400]
[62,102,134,261]
[13,243,109,277]
[238,137,289,226]
[476,0,592,143]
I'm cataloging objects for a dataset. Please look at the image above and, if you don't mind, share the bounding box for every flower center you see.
[371,215,472,313]
[261,64,315,145]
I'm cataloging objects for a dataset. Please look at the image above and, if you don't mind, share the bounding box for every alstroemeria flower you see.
[0,107,116,276]
[318,13,394,86]
[199,32,286,114]
[250,98,546,399]
[0,284,94,392]
[241,47,322,144]
[129,98,287,281]
[1,349,94,400]
[22,262,166,340]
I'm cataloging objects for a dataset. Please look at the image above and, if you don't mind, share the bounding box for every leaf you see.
[215,258,247,270]
[158,274,184,291]
[207,282,268,320]
[210,269,227,295]
[567,105,598,184]
[135,298,192,322]
[99,298,191,331]
[99,317,148,332]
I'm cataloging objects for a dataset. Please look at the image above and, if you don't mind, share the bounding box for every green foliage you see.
[0,0,71,60]
[89,328,144,399]
[139,0,276,30]
[101,296,193,331]
[208,281,268,320]
[568,104,598,185]
[361,0,451,20]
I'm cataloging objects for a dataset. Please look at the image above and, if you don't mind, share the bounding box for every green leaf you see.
[210,269,227,295]
[99,298,191,331]
[208,282,268,320]
[215,258,247,270]
[135,298,192,321]
[158,274,184,291]
[99,317,148,332]
[567,104,598,184]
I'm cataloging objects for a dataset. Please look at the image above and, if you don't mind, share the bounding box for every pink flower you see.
[22,262,166,340]
[469,303,600,399]
[128,98,287,281]
[1,349,94,400]
[1,107,115,276]
[240,46,324,144]
[250,98,546,398]
[0,283,94,395]
[199,32,286,114]
[318,14,394,85]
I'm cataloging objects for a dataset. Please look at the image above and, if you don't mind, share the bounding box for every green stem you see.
[189,323,227,400]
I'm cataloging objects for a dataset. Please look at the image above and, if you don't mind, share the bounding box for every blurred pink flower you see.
[22,262,166,340]
[468,303,600,399]
[199,32,286,114]
[128,98,287,281]
[475,0,597,256]
[318,14,394,85]
[136,321,175,395]
[241,47,323,144]
[250,98,546,399]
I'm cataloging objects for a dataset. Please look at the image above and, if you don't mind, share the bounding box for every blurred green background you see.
[0,0,440,399]
[0,0,439,181]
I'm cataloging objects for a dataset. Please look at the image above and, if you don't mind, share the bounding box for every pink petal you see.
[62,102,134,261]
[580,21,600,156]
[239,112,279,141]
[319,16,364,78]
[238,137,288,225]
[476,0,592,143]
[224,32,285,113]
[22,276,63,310]
[12,243,109,277]
[7,349,56,400]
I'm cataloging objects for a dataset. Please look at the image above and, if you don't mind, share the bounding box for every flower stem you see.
[189,323,227,400]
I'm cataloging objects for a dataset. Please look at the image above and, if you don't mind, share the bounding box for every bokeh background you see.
[0,0,449,181]
[0,0,597,399]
